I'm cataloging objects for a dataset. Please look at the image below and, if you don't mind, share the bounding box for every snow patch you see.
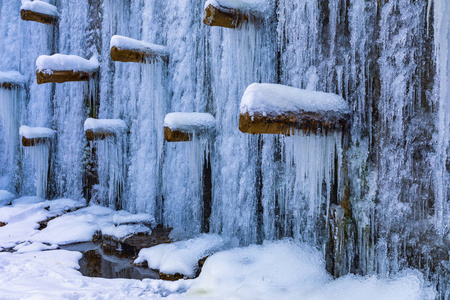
[110,35,168,55]
[36,54,99,73]
[205,0,270,13]
[240,83,349,116]
[21,0,59,17]
[164,113,216,132]
[19,125,55,139]
[0,71,26,85]
[135,234,234,277]
[84,118,127,133]
[0,190,15,206]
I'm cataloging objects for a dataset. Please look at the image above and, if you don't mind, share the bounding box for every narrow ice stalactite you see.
[0,87,21,169]
[19,126,55,199]
[434,0,450,237]
[126,61,166,216]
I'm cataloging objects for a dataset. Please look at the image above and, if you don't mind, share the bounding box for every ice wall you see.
[0,0,448,296]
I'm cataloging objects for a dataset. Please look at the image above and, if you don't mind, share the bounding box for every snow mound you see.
[113,211,154,225]
[205,0,270,13]
[0,71,26,85]
[0,198,85,248]
[19,125,55,139]
[240,83,349,116]
[164,113,216,132]
[0,190,15,206]
[36,54,99,73]
[110,35,168,55]
[84,118,127,133]
[135,234,234,277]
[188,240,436,300]
[21,0,59,17]
[13,241,58,253]
[31,205,153,245]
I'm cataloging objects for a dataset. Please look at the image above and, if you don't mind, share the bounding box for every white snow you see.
[205,0,270,13]
[240,83,349,117]
[188,240,436,300]
[21,0,59,17]
[0,197,85,248]
[36,54,100,73]
[135,234,234,277]
[164,113,216,132]
[84,118,127,134]
[0,71,26,85]
[110,35,168,56]
[0,236,436,299]
[0,190,15,206]
[19,125,55,139]
[31,205,152,245]
[13,241,58,253]
[113,211,154,225]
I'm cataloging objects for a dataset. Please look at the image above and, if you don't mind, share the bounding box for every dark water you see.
[62,242,159,280]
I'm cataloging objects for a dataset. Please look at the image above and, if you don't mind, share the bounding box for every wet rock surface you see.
[62,242,160,280]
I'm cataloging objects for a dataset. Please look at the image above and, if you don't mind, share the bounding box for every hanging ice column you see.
[109,35,169,216]
[19,125,55,199]
[240,83,349,241]
[434,0,450,237]
[84,118,127,209]
[0,71,26,190]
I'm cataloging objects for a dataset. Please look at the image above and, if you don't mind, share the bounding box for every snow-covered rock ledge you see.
[110,35,168,63]
[84,118,127,141]
[164,112,216,142]
[239,83,350,135]
[0,71,26,89]
[36,54,99,84]
[19,125,55,147]
[203,0,270,28]
[20,0,59,25]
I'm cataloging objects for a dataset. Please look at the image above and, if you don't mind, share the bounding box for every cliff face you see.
[0,0,448,296]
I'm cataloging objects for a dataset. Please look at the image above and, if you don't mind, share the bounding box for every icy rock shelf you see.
[36,54,99,84]
[164,113,216,142]
[19,125,55,146]
[0,71,26,88]
[20,0,59,25]
[110,35,169,63]
[239,83,349,135]
[84,118,127,141]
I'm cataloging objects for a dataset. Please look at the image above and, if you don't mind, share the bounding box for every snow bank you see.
[31,205,152,245]
[21,0,59,17]
[135,234,233,277]
[110,35,168,55]
[113,211,154,225]
[164,113,216,132]
[0,250,192,299]
[0,198,85,248]
[188,240,436,300]
[0,71,26,85]
[84,118,127,134]
[19,125,55,139]
[240,83,349,116]
[36,54,99,73]
[13,241,58,253]
[205,0,270,13]
[0,190,15,206]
